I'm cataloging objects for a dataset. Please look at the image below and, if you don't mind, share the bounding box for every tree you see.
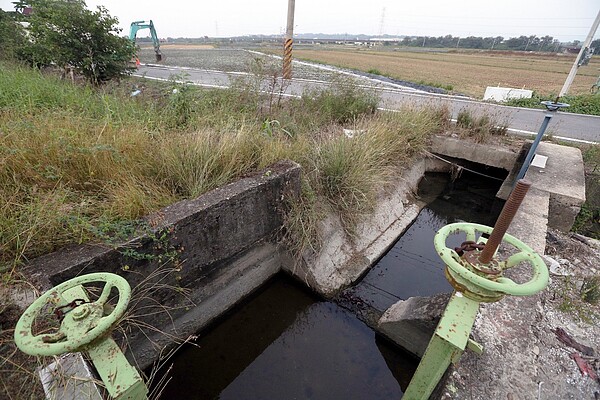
[21,0,135,84]
[592,38,600,54]
[0,9,27,60]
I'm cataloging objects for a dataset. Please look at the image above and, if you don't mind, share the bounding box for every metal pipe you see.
[514,113,553,183]
[478,179,531,264]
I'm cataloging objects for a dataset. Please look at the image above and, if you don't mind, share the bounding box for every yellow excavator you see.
[129,20,163,63]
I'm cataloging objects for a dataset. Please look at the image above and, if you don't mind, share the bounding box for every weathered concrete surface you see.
[24,160,301,370]
[430,135,519,171]
[507,187,550,254]
[526,141,586,232]
[28,160,300,289]
[129,242,283,369]
[285,158,449,297]
[377,293,451,359]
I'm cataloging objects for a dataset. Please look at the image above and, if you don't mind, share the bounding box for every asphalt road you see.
[136,64,600,143]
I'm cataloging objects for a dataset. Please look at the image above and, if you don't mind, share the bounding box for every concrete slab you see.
[38,353,103,400]
[525,141,586,232]
[507,187,550,254]
[430,136,519,171]
[377,293,451,359]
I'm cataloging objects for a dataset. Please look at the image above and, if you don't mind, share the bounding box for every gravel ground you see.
[137,46,451,94]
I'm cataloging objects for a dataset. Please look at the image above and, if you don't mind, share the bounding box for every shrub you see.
[505,92,600,116]
[20,0,135,85]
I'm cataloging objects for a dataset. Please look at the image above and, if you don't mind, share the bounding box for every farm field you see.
[291,47,600,97]
[139,44,600,98]
[138,46,341,82]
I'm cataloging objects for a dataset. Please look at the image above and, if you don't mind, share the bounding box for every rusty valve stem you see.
[478,179,532,264]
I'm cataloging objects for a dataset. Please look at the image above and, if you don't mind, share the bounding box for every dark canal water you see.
[344,170,506,312]
[153,168,506,399]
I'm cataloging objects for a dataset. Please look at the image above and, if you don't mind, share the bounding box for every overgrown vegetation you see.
[455,109,507,143]
[505,92,600,116]
[3,0,135,84]
[0,62,448,276]
[573,144,600,239]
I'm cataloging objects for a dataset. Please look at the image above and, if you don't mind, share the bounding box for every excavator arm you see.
[129,20,163,62]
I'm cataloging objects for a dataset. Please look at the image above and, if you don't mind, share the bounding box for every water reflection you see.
[156,276,417,399]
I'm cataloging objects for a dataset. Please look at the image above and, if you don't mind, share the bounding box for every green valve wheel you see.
[434,223,549,301]
[14,273,131,357]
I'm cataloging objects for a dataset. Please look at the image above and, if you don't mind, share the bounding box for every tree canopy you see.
[0,9,27,59]
[14,0,136,84]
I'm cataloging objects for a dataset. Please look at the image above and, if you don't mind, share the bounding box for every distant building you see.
[564,47,581,54]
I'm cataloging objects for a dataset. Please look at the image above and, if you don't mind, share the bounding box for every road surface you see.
[136,64,599,143]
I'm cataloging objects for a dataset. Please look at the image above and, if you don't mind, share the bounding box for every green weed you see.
[505,92,600,116]
[417,80,454,91]
[581,276,600,304]
[455,109,507,143]
[572,144,600,239]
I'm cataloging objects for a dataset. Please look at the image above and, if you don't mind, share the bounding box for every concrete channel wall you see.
[285,157,450,297]
[24,155,450,371]
[26,160,301,369]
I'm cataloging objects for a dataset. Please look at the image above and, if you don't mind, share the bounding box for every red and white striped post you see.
[283,0,295,80]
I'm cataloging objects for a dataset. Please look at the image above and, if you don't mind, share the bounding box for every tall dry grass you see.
[0,62,448,275]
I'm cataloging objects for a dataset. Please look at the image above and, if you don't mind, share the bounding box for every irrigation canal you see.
[152,167,507,399]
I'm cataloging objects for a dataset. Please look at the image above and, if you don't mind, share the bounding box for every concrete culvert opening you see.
[146,164,507,399]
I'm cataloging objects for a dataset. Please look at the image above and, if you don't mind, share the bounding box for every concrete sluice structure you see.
[20,136,585,399]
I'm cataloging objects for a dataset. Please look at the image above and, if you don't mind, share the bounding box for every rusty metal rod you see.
[478,179,531,264]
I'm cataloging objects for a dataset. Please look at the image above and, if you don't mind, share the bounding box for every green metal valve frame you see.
[14,273,147,400]
[402,292,480,400]
[403,222,549,399]
[434,223,549,300]
[15,273,131,356]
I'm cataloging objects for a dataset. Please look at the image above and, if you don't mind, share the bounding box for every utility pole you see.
[559,8,600,97]
[282,0,295,80]
[379,7,386,36]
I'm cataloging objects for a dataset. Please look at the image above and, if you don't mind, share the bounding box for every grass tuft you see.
[455,109,507,143]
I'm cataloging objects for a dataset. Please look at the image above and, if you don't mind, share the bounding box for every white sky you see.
[1,0,598,41]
